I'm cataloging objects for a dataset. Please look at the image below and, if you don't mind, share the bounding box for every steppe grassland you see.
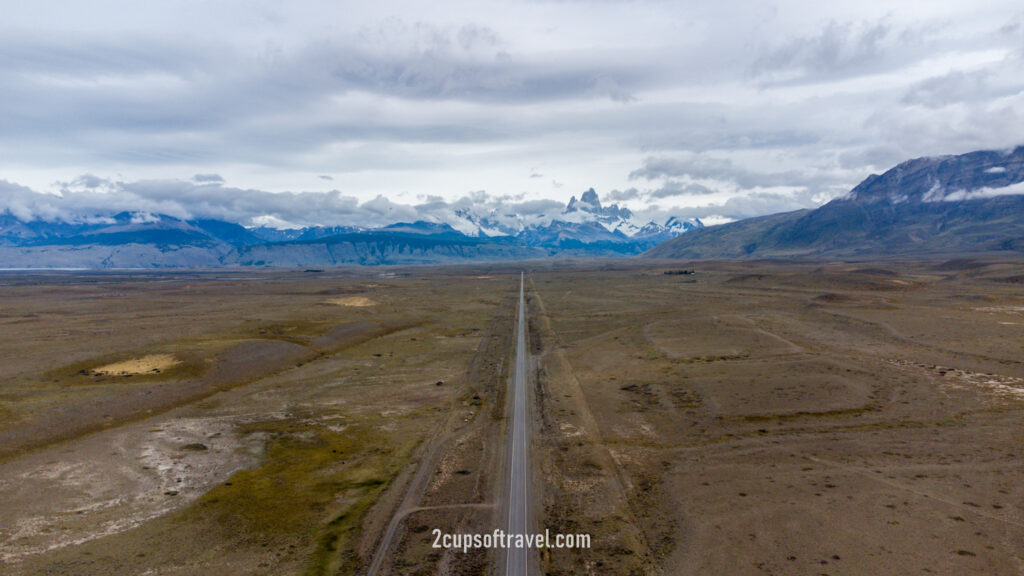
[529,260,1024,575]
[0,269,514,576]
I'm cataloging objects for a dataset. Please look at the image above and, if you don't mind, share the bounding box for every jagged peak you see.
[580,188,601,208]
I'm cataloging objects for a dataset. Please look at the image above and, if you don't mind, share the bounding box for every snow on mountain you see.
[0,187,705,266]
[647,145,1024,260]
[447,188,702,248]
[845,146,1024,205]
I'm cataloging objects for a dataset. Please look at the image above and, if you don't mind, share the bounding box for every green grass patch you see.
[186,417,420,575]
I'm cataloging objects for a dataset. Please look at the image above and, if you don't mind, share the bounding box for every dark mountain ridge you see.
[646,146,1024,260]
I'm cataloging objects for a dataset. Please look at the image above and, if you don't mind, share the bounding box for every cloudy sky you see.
[3,0,1024,227]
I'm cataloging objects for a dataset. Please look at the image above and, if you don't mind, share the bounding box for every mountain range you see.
[4,146,1022,268]
[646,146,1024,260]
[0,190,700,268]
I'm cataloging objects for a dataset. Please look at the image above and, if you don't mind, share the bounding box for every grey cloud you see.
[590,74,636,103]
[413,193,564,231]
[648,181,716,199]
[329,52,647,104]
[0,180,55,221]
[635,190,821,223]
[456,23,503,52]
[334,20,650,104]
[501,199,563,215]
[2,2,1023,224]
[625,147,869,211]
[193,173,225,183]
[629,154,834,190]
[902,70,991,108]
[998,13,1024,37]
[866,91,1024,158]
[413,195,451,213]
[604,188,640,201]
[837,145,909,171]
[900,67,1024,110]
[714,190,821,220]
[0,32,209,79]
[70,174,110,189]
[1,176,401,227]
[360,195,418,221]
[749,19,892,78]
[0,176,573,231]
[630,155,733,182]
[0,17,659,172]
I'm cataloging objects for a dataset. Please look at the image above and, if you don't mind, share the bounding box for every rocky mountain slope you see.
[646,146,1024,260]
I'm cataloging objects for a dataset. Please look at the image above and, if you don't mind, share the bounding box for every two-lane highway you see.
[505,272,531,576]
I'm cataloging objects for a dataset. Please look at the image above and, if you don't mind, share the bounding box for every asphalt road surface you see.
[506,272,531,576]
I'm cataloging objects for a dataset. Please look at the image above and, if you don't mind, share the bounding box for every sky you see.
[2,0,1024,228]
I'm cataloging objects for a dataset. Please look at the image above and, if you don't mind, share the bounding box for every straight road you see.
[506,272,530,576]
[368,274,531,576]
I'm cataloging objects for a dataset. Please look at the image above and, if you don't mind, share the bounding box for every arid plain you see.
[1,259,1023,575]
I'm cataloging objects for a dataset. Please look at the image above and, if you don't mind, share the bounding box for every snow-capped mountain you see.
[0,188,703,267]
[449,188,702,251]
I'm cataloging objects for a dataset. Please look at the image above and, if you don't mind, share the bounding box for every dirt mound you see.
[92,354,181,376]
[311,321,384,350]
[327,296,377,307]
[724,273,767,283]
[850,267,897,276]
[813,292,854,303]
[933,258,989,271]
[992,274,1024,284]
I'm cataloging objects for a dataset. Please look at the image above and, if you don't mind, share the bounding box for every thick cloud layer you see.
[0,176,578,231]
[2,1,1023,225]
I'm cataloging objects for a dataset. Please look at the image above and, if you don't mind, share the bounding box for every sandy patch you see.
[92,354,181,376]
[890,359,1024,401]
[327,296,377,307]
[974,305,1024,314]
